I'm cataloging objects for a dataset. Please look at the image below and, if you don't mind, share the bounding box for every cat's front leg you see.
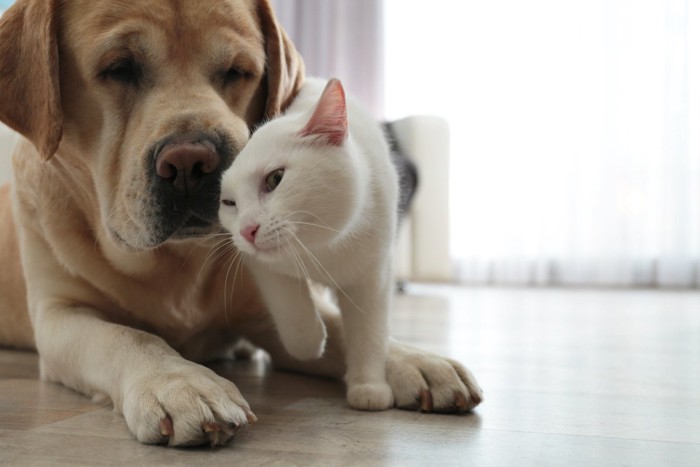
[247,264,327,361]
[337,271,394,411]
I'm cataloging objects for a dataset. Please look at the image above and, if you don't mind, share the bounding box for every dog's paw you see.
[122,357,256,447]
[346,382,394,411]
[386,341,483,414]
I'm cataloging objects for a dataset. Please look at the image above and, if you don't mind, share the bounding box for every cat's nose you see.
[241,224,260,244]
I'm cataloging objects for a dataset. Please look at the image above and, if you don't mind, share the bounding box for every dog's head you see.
[0,0,304,249]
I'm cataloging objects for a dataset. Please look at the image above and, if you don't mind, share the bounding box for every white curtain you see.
[270,0,385,116]
[384,0,700,287]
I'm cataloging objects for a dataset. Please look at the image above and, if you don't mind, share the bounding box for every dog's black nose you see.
[155,140,220,193]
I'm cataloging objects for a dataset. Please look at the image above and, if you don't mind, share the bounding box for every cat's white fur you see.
[219,78,397,410]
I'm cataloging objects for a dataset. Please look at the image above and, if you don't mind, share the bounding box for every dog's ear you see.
[257,0,305,119]
[0,0,62,160]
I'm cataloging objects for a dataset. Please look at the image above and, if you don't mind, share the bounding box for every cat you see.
[218,78,398,410]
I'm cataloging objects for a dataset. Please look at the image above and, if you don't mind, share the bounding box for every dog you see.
[0,0,483,447]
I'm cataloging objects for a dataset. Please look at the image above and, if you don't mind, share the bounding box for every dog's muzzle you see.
[156,139,220,193]
[147,131,235,244]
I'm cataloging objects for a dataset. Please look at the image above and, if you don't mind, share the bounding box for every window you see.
[385,0,700,287]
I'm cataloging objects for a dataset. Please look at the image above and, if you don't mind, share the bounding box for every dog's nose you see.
[155,141,220,192]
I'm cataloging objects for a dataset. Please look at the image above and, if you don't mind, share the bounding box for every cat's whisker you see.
[230,248,245,305]
[288,220,341,234]
[195,237,235,287]
[288,210,335,231]
[182,235,221,266]
[284,210,346,237]
[206,237,237,265]
[284,227,368,315]
[279,234,305,294]
[170,231,234,267]
[177,232,232,239]
[283,235,311,286]
[222,247,243,333]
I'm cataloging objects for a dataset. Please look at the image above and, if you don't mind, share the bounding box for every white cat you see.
[218,78,397,410]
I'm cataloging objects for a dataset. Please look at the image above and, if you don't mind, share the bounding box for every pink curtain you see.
[270,0,385,117]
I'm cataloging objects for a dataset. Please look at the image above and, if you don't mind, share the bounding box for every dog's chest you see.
[166,297,208,330]
[150,292,215,344]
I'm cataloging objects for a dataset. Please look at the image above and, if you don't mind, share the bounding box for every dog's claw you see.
[245,409,257,424]
[419,390,433,412]
[222,422,239,436]
[159,416,174,437]
[454,391,470,412]
[202,421,220,434]
[202,421,242,447]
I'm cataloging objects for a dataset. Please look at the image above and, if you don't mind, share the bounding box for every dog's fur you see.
[0,0,482,447]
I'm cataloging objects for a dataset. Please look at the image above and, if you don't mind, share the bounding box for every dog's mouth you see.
[170,214,218,238]
[151,207,222,244]
[109,212,219,250]
[184,214,212,229]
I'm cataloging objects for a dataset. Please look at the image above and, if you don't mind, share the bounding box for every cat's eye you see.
[221,199,236,207]
[265,169,285,192]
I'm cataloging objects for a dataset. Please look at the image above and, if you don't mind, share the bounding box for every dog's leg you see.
[248,304,484,414]
[21,232,254,447]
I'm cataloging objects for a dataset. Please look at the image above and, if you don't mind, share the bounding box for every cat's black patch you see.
[383,122,419,221]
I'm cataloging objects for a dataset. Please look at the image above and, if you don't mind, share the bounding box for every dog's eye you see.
[264,169,284,192]
[224,67,250,84]
[100,58,141,85]
[221,199,236,207]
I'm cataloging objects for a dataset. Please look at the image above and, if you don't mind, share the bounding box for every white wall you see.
[0,123,17,185]
[391,116,452,282]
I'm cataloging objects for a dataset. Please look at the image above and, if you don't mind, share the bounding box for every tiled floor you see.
[1,284,699,466]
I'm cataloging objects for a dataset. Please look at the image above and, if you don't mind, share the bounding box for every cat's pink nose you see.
[241,224,260,244]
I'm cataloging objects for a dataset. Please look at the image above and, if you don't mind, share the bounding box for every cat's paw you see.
[285,333,327,361]
[281,316,327,361]
[346,382,394,411]
[122,357,256,446]
[386,341,483,414]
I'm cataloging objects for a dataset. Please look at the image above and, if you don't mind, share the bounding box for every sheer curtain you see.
[270,0,385,116]
[385,0,700,287]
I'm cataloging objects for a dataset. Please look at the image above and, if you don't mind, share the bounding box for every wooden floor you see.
[1,284,699,466]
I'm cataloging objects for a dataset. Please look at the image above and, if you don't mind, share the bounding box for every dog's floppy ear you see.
[0,0,62,160]
[257,0,305,119]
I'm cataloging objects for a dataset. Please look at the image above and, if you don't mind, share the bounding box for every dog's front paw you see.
[386,341,483,414]
[122,357,255,447]
[346,382,394,411]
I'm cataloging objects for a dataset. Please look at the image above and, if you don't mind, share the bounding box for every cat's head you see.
[218,79,361,262]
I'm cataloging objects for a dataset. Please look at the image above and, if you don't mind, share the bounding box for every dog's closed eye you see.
[99,57,142,86]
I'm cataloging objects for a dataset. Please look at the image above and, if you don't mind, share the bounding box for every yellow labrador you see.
[0,0,482,447]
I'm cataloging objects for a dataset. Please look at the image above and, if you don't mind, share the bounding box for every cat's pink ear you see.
[299,79,348,146]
